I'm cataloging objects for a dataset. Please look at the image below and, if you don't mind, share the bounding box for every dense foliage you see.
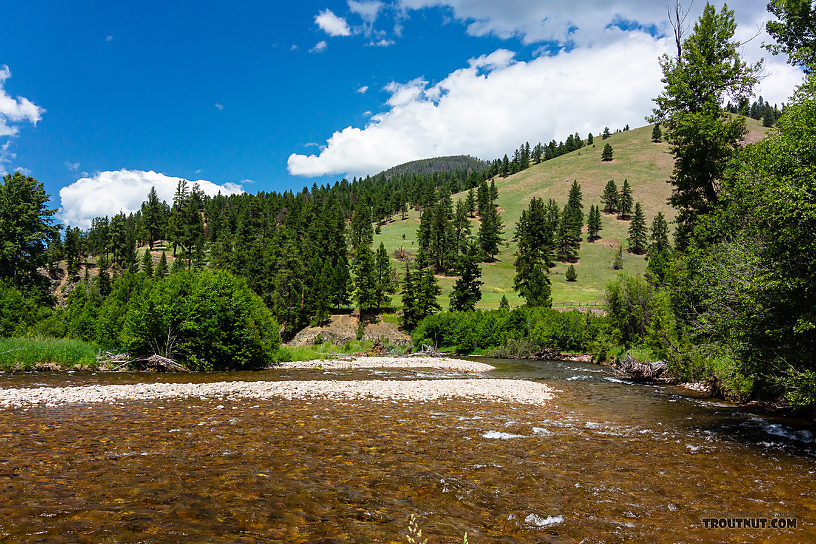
[412,306,606,355]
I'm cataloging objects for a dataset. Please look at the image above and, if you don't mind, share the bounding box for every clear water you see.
[0,358,813,542]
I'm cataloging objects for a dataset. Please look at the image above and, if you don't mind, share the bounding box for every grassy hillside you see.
[374,120,767,309]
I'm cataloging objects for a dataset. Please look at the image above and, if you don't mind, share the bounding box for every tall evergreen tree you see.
[650,2,759,247]
[602,126,611,139]
[141,186,164,249]
[556,203,581,262]
[350,200,374,249]
[413,248,441,323]
[587,205,603,242]
[352,242,377,314]
[649,211,670,254]
[478,203,504,261]
[476,180,490,217]
[601,143,614,161]
[465,189,476,217]
[601,180,619,213]
[524,263,551,307]
[155,251,168,278]
[449,239,483,312]
[140,249,153,277]
[618,179,633,219]
[374,242,397,311]
[651,123,663,142]
[627,202,648,254]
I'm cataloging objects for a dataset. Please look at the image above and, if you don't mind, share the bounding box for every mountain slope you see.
[378,155,488,178]
[374,119,767,309]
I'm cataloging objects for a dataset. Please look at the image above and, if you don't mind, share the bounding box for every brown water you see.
[0,359,814,543]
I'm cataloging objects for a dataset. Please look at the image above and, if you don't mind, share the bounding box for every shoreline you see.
[0,378,554,408]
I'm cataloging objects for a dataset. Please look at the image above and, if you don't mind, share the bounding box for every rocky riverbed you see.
[0,378,554,408]
[277,356,495,372]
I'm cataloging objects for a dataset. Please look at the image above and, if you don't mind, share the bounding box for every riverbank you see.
[0,378,554,408]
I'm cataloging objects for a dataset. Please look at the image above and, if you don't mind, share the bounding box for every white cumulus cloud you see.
[310,40,328,53]
[288,33,669,177]
[315,9,352,37]
[356,85,369,94]
[348,0,383,23]
[59,169,244,228]
[0,66,43,174]
[288,1,804,179]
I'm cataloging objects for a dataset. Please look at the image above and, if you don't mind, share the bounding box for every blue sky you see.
[0,0,804,227]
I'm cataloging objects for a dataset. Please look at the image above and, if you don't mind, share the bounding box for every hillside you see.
[374,119,767,309]
[378,155,489,178]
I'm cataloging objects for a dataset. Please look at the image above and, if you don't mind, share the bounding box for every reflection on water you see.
[0,359,814,543]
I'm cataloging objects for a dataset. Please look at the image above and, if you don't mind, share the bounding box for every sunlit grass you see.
[374,120,767,308]
[0,337,100,370]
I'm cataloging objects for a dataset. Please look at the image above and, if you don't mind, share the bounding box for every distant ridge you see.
[378,155,489,178]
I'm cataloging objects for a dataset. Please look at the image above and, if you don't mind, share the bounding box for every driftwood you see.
[101,352,188,372]
[412,344,442,358]
[614,353,669,382]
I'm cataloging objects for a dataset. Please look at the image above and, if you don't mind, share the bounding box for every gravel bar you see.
[0,379,553,408]
[277,356,495,372]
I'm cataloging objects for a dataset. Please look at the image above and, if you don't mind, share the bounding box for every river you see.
[0,358,813,543]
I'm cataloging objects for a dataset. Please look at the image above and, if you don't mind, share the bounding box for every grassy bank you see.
[0,337,100,370]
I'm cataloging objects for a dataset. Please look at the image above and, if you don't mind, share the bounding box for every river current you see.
[0,359,813,543]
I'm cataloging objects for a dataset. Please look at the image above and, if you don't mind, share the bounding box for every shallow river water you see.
[0,359,814,543]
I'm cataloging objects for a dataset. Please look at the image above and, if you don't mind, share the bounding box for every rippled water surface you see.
[1,359,814,543]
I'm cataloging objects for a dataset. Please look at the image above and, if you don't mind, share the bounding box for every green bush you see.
[122,270,280,370]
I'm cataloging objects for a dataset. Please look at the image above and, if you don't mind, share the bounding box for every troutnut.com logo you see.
[702,517,797,529]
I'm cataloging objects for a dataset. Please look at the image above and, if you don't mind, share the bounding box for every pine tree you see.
[649,211,670,254]
[476,180,490,217]
[618,179,633,219]
[352,242,378,314]
[465,189,476,217]
[565,264,577,282]
[500,154,510,177]
[499,294,510,311]
[601,180,619,213]
[141,186,164,249]
[428,188,455,273]
[171,255,184,273]
[651,123,662,142]
[601,143,614,161]
[556,204,581,262]
[612,245,624,270]
[524,263,551,307]
[453,200,471,256]
[449,240,483,312]
[414,248,441,322]
[651,2,759,248]
[401,260,419,329]
[587,205,602,242]
[374,242,397,311]
[566,180,584,230]
[489,179,498,203]
[96,254,112,297]
[478,203,504,261]
[155,251,168,278]
[587,133,594,145]
[350,200,374,249]
[628,202,647,254]
[602,126,611,139]
[141,249,153,277]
